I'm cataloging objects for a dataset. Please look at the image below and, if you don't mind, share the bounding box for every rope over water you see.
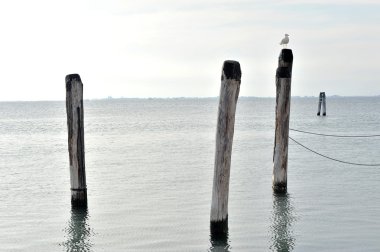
[290,128,380,138]
[289,136,380,166]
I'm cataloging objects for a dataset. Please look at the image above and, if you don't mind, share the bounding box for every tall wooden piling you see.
[321,92,326,116]
[317,93,322,116]
[273,49,293,193]
[211,60,241,233]
[66,74,87,207]
[317,92,326,116]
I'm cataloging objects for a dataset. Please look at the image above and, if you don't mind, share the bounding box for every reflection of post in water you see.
[270,193,296,252]
[209,221,230,252]
[61,207,93,252]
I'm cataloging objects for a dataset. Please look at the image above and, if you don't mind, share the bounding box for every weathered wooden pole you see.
[317,92,322,116]
[211,60,241,234]
[317,92,326,116]
[66,74,87,207]
[321,92,326,116]
[273,49,293,193]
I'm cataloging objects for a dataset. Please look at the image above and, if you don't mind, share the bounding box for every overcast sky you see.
[0,0,379,101]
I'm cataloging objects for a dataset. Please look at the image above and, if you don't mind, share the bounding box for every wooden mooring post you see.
[66,74,87,207]
[211,60,241,234]
[273,49,293,193]
[317,92,326,116]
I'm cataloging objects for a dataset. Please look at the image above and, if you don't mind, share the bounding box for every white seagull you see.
[280,34,289,48]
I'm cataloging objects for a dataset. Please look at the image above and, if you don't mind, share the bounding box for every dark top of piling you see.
[65,74,82,91]
[276,49,293,78]
[222,60,241,81]
[66,74,82,83]
[279,49,293,63]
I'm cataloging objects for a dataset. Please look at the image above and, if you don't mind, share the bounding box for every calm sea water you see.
[0,97,379,251]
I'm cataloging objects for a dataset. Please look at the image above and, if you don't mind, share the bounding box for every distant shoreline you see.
[1,95,380,103]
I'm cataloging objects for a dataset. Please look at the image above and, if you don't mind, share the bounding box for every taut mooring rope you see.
[289,136,380,166]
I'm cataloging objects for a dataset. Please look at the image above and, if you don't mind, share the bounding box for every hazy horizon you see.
[1,94,380,103]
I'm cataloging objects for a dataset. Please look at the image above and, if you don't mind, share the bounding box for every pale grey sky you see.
[0,0,379,101]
